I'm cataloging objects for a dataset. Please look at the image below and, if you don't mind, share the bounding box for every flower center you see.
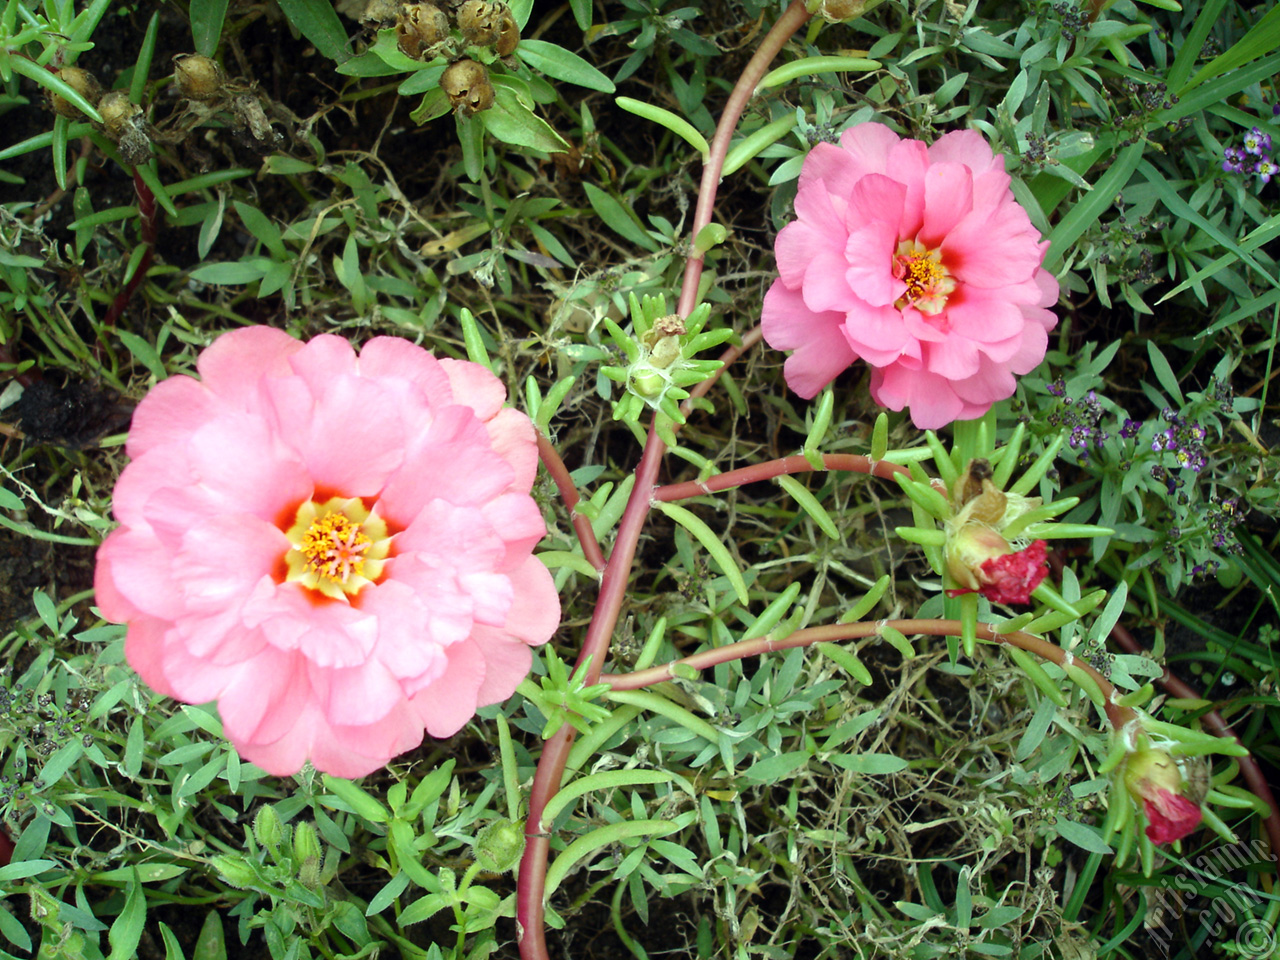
[892,241,956,316]
[284,497,390,599]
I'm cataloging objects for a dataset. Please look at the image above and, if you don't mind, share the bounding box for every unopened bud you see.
[212,855,259,889]
[474,818,524,874]
[253,804,284,849]
[441,59,495,115]
[49,67,102,119]
[292,821,322,866]
[396,2,450,60]
[173,54,223,100]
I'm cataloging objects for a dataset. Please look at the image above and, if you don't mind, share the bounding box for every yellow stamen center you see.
[283,497,390,600]
[300,513,371,583]
[893,241,956,316]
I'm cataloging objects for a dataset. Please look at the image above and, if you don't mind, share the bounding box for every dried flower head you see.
[396,2,450,59]
[441,59,495,115]
[49,67,102,119]
[173,54,223,101]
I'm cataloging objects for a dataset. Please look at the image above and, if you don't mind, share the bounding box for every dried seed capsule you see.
[494,4,520,56]
[456,0,500,46]
[97,91,152,165]
[362,0,399,25]
[396,2,450,59]
[49,67,102,119]
[173,54,223,100]
[441,59,494,115]
[97,90,141,140]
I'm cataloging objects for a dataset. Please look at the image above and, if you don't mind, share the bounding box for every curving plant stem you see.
[516,4,815,958]
[100,169,158,330]
[599,618,1136,730]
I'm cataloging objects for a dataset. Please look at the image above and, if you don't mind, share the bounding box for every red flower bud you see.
[1124,748,1203,845]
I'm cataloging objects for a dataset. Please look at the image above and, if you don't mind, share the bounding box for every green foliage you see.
[2,0,1278,957]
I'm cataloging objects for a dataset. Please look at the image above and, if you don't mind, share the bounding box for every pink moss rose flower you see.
[762,122,1058,429]
[95,327,560,778]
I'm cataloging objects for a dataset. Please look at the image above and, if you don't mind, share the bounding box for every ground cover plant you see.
[1,0,1279,958]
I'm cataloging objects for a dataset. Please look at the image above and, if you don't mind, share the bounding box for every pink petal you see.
[125,376,220,459]
[834,122,902,180]
[761,283,857,398]
[484,408,539,495]
[396,500,505,570]
[503,556,560,645]
[439,356,507,421]
[471,625,535,705]
[324,659,404,726]
[196,327,301,409]
[481,493,549,567]
[93,544,139,623]
[917,162,974,249]
[378,407,512,522]
[122,616,177,697]
[776,220,845,293]
[187,414,312,519]
[841,300,912,367]
[927,129,1001,175]
[412,638,486,737]
[870,365,973,430]
[97,527,185,621]
[358,337,452,397]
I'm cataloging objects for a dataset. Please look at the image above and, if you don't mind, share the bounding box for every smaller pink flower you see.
[761,122,1058,429]
[1124,748,1203,845]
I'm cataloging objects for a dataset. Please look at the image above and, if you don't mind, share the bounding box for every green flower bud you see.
[474,818,524,873]
[253,805,283,849]
[292,821,322,866]
[212,855,259,890]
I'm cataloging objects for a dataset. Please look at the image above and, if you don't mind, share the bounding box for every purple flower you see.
[1243,127,1272,156]
[1120,418,1141,439]
[1256,157,1276,185]
[1223,146,1246,173]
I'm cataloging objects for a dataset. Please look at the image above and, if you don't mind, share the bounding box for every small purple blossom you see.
[1243,127,1273,156]
[1223,146,1247,174]
[1257,157,1276,186]
[1120,418,1142,439]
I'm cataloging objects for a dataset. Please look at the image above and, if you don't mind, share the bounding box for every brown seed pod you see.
[173,54,223,100]
[493,4,520,56]
[362,0,399,25]
[440,58,494,115]
[456,0,500,46]
[97,91,152,165]
[49,67,102,119]
[396,2,450,59]
[98,90,141,139]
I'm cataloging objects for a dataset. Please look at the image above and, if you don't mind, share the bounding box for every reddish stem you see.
[100,169,158,330]
[516,6,814,957]
[600,618,1134,730]
[1110,622,1280,856]
[654,453,909,503]
[537,432,607,572]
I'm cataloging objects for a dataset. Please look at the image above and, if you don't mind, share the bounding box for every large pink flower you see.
[762,122,1058,429]
[95,327,560,778]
